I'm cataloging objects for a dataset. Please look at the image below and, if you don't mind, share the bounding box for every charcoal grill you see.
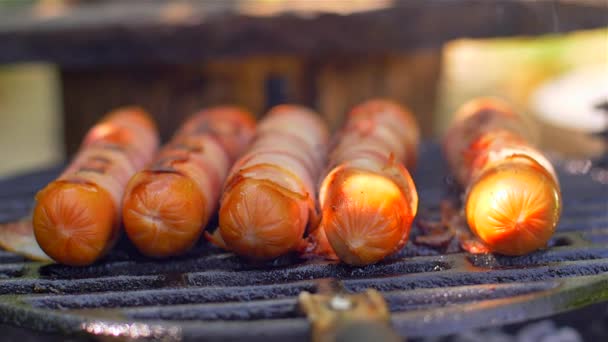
[0,143,606,341]
[1,0,608,340]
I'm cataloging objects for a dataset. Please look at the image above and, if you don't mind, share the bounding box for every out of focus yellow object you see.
[435,28,608,157]
[0,63,63,177]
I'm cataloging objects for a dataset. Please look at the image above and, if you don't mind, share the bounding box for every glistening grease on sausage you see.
[443,98,562,255]
[33,107,159,266]
[122,107,256,258]
[207,105,329,260]
[311,99,419,265]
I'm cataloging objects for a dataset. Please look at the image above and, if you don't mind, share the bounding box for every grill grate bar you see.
[38,254,257,280]
[19,258,608,310]
[383,281,558,311]
[112,282,559,321]
[38,255,451,281]
[466,244,608,268]
[26,282,318,310]
[2,242,602,296]
[390,274,608,338]
[124,298,299,321]
[184,260,452,287]
[0,274,182,295]
[343,259,608,292]
[0,264,25,279]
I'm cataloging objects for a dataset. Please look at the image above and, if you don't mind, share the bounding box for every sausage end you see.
[33,181,117,266]
[466,161,562,255]
[122,172,207,258]
[320,168,415,266]
[218,179,308,260]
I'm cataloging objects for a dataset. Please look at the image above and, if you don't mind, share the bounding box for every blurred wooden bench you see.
[0,0,605,155]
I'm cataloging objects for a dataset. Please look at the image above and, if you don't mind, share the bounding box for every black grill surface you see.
[0,143,606,341]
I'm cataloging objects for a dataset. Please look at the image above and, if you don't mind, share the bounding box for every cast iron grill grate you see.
[0,143,606,341]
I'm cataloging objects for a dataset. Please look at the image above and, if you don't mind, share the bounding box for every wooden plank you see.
[61,63,236,154]
[1,0,606,66]
[60,52,440,155]
[204,56,308,116]
[60,56,309,155]
[315,51,441,135]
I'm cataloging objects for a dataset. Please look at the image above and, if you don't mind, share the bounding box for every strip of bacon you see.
[0,220,51,262]
[443,98,562,255]
[32,107,159,265]
[312,99,419,265]
[122,107,256,258]
[207,105,329,260]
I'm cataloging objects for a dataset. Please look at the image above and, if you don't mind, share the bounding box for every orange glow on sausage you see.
[122,107,256,258]
[33,107,159,265]
[444,98,562,255]
[314,99,419,265]
[208,105,329,260]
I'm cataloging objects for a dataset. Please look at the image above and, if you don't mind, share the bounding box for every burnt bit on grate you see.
[0,143,606,341]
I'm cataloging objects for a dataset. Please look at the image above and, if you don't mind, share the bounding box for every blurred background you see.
[0,0,606,177]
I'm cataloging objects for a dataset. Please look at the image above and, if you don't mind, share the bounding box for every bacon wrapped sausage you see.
[207,105,329,260]
[444,98,562,255]
[313,99,419,265]
[122,107,256,258]
[33,107,159,265]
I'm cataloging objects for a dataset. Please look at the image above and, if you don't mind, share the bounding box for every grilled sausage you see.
[443,98,562,255]
[122,107,256,258]
[33,107,159,265]
[207,105,329,260]
[312,99,419,265]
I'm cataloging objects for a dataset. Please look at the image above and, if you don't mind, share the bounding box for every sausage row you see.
[28,97,562,266]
